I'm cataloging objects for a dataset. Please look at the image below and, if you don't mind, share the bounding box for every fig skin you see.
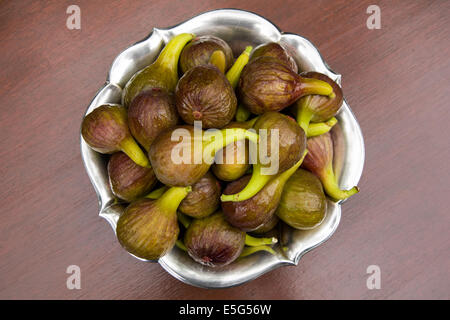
[250,42,298,73]
[108,152,157,202]
[175,65,237,128]
[251,214,279,234]
[116,186,191,260]
[179,172,221,218]
[81,104,149,167]
[220,112,306,202]
[122,33,194,108]
[179,35,234,74]
[238,56,333,115]
[293,72,343,132]
[276,169,327,229]
[148,125,258,187]
[128,88,179,152]
[221,156,304,232]
[302,133,359,200]
[184,213,245,267]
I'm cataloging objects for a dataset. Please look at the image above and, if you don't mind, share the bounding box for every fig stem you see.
[177,212,191,229]
[119,137,151,168]
[245,234,278,246]
[175,240,187,252]
[299,76,334,97]
[221,150,308,202]
[203,128,259,162]
[296,99,314,133]
[321,163,359,200]
[306,117,338,137]
[145,186,169,199]
[238,245,276,258]
[226,46,253,89]
[209,50,226,73]
[156,33,195,74]
[236,105,251,122]
[157,186,192,213]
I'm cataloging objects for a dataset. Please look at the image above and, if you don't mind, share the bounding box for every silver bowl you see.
[81,9,365,288]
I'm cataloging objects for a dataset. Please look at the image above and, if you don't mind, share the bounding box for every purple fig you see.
[175,65,237,128]
[302,133,359,200]
[128,88,179,152]
[238,57,334,115]
[250,42,298,73]
[81,104,149,167]
[108,152,157,202]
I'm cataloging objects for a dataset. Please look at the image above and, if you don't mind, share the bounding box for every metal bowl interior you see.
[80,9,365,288]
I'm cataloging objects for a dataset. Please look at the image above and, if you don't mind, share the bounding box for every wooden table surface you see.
[1,0,449,300]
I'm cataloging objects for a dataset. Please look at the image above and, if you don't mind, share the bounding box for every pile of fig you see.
[82,33,359,267]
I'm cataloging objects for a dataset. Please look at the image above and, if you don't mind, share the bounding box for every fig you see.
[306,117,338,138]
[148,125,258,187]
[293,72,343,132]
[179,35,234,74]
[250,42,298,73]
[222,155,305,232]
[116,186,191,260]
[179,172,221,218]
[107,152,157,202]
[175,65,237,128]
[276,168,327,229]
[81,104,149,167]
[211,119,257,182]
[302,132,359,200]
[238,56,334,114]
[122,33,194,108]
[127,88,178,152]
[251,214,279,234]
[184,212,245,267]
[221,112,306,202]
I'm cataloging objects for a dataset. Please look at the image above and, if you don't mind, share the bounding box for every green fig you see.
[221,112,306,202]
[221,155,305,231]
[276,168,327,229]
[179,172,221,218]
[211,119,257,182]
[127,88,178,152]
[302,132,359,200]
[107,152,157,202]
[293,72,343,132]
[148,125,258,187]
[184,212,245,267]
[116,186,191,260]
[175,65,237,128]
[179,35,234,74]
[122,33,194,108]
[250,42,298,73]
[81,104,149,167]
[238,56,334,114]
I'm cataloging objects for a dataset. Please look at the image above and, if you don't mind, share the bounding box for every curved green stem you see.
[321,164,359,200]
[145,186,168,199]
[209,50,226,73]
[177,212,191,229]
[307,117,338,137]
[157,33,194,70]
[157,186,192,212]
[245,234,277,246]
[175,240,187,252]
[296,99,314,133]
[226,46,253,89]
[239,245,276,258]
[120,137,150,168]
[299,77,334,97]
[203,128,259,163]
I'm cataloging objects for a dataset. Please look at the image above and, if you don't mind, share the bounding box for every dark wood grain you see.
[0,0,449,299]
